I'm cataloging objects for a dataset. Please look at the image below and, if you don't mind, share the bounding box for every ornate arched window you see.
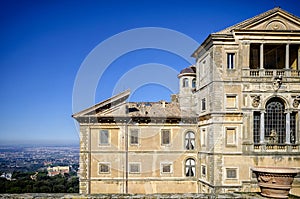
[264,98,286,144]
[183,78,189,87]
[185,158,195,177]
[185,131,195,150]
[253,97,297,145]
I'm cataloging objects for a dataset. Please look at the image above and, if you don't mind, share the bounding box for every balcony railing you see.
[244,69,300,78]
[254,144,299,152]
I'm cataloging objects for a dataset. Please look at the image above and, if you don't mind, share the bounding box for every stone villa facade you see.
[73,8,300,195]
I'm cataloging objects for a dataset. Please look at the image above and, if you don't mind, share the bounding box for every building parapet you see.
[242,69,300,78]
[253,143,300,153]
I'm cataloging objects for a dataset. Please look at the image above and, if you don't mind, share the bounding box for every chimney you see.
[161,100,166,108]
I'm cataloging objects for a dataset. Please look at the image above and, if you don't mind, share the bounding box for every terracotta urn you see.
[251,167,299,198]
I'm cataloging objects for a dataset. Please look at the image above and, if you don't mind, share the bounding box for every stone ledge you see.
[0,193,299,199]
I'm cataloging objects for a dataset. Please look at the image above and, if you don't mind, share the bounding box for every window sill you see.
[98,144,111,147]
[161,144,171,147]
[226,144,237,147]
[160,172,173,176]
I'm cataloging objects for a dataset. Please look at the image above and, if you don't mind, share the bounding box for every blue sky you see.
[1,0,300,145]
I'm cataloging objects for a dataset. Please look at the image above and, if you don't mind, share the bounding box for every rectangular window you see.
[291,112,296,144]
[201,98,206,111]
[226,95,237,108]
[130,129,139,145]
[161,129,170,145]
[129,163,140,173]
[201,128,206,147]
[202,165,206,176]
[226,128,236,146]
[227,53,235,69]
[99,130,109,145]
[99,163,110,173]
[253,112,261,144]
[161,163,172,174]
[226,168,237,179]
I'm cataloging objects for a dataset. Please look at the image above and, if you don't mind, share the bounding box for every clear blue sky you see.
[1,0,299,145]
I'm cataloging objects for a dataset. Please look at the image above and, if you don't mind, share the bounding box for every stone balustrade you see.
[243,69,300,78]
[254,144,300,152]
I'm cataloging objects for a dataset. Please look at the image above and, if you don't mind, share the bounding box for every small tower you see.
[177,65,196,114]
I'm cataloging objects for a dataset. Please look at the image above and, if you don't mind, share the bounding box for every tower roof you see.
[178,66,196,78]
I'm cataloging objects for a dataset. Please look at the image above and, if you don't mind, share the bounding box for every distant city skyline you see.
[1,0,300,145]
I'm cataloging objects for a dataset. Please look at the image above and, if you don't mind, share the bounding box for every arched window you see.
[265,98,285,144]
[185,131,195,150]
[183,78,189,87]
[185,158,195,177]
[253,97,297,145]
[192,78,196,88]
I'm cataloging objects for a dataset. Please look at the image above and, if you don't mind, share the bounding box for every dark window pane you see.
[100,164,109,173]
[162,165,171,173]
[253,111,260,144]
[226,169,237,178]
[130,129,139,144]
[161,130,170,145]
[291,112,296,144]
[129,164,140,173]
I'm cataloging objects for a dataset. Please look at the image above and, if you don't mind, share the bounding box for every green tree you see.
[40,185,51,193]
[53,184,65,193]
[0,178,7,193]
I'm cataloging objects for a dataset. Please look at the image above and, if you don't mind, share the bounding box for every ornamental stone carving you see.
[273,75,282,91]
[266,20,287,30]
[293,96,300,108]
[252,95,260,107]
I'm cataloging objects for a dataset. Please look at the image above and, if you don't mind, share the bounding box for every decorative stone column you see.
[260,43,264,69]
[285,44,289,69]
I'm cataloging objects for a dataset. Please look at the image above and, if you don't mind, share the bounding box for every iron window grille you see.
[264,99,286,144]
[253,111,260,144]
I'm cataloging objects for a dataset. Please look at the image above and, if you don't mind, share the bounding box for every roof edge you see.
[72,89,131,118]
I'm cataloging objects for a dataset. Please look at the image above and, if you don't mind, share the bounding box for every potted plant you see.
[251,167,299,198]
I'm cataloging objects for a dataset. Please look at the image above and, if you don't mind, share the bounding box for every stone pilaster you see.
[79,126,90,194]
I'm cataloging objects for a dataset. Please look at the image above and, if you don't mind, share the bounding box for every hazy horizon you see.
[0,139,79,146]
